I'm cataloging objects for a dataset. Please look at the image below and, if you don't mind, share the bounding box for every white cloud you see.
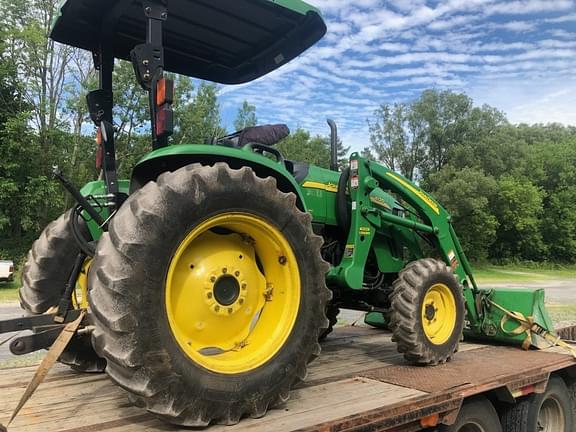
[545,13,576,23]
[496,20,538,32]
[219,0,576,140]
[482,0,575,15]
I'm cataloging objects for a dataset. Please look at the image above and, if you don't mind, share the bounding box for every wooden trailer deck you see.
[1,326,575,432]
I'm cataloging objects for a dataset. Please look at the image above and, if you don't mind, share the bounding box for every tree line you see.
[1,0,574,266]
[365,90,576,263]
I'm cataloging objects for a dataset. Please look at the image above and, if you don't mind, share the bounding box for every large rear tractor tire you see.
[88,163,331,426]
[389,258,465,365]
[20,210,106,372]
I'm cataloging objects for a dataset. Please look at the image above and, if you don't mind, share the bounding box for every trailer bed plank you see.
[1,326,574,432]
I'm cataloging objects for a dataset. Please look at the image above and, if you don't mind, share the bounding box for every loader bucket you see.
[466,288,555,349]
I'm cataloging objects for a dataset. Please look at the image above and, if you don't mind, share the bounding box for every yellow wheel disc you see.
[71,258,91,309]
[421,283,456,345]
[165,212,301,374]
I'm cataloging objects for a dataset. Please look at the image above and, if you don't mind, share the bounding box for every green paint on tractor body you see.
[79,180,130,241]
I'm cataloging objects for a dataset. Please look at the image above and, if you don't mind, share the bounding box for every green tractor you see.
[7,0,558,427]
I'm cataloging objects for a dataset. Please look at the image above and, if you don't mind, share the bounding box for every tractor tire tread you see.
[19,210,105,373]
[89,163,330,426]
[389,258,465,365]
[319,305,339,341]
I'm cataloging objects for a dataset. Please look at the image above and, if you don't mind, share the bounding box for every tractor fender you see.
[130,144,308,211]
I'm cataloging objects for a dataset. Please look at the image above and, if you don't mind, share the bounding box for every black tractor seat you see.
[215,124,308,181]
[217,124,289,148]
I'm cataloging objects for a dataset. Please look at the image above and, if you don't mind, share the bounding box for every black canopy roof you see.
[51,0,326,84]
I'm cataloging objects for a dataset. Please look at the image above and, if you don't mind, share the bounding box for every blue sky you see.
[218,0,576,153]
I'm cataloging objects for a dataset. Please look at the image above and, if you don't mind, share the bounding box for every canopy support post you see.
[87,48,120,208]
[131,0,172,150]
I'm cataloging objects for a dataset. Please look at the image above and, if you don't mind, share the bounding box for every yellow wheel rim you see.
[421,283,456,345]
[165,212,301,374]
[71,258,91,309]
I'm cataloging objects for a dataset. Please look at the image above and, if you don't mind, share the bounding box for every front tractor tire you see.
[19,210,105,372]
[88,163,331,426]
[389,258,465,365]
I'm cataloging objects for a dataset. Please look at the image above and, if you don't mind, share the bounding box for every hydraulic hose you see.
[70,207,96,257]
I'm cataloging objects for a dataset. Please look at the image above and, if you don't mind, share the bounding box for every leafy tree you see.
[491,177,546,261]
[532,136,576,262]
[427,167,499,261]
[112,61,150,177]
[367,102,425,181]
[173,81,225,144]
[542,187,576,262]
[233,100,257,131]
[0,22,50,248]
[277,129,331,168]
[413,90,473,177]
[336,137,350,170]
[368,90,506,182]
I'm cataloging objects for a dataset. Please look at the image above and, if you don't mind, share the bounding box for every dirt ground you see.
[1,278,575,367]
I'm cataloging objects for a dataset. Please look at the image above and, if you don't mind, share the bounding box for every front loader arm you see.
[327,153,481,325]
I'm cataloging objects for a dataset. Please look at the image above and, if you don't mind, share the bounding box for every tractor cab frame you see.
[50,0,327,210]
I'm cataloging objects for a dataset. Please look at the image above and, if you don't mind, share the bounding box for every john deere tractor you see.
[3,0,558,427]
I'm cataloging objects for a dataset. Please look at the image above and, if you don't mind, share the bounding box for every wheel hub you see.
[213,275,240,306]
[424,303,436,321]
[203,265,248,316]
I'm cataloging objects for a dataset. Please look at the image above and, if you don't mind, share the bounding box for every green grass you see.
[0,268,21,302]
[474,264,576,283]
[0,284,19,302]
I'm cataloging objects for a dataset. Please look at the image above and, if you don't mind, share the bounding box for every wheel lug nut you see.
[207,292,212,299]
[279,256,287,265]
[239,298,244,304]
[214,305,220,312]
[228,308,233,314]
[235,271,240,277]
[241,283,247,290]
[210,276,216,282]
[222,268,227,274]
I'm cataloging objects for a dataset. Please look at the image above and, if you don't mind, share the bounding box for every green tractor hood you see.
[50,0,326,84]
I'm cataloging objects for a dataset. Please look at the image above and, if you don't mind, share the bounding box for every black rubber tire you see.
[567,377,576,421]
[20,210,106,373]
[88,163,331,426]
[500,376,573,432]
[440,396,502,432]
[389,258,465,365]
[319,305,340,341]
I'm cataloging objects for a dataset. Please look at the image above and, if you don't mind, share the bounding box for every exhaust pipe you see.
[327,119,338,172]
